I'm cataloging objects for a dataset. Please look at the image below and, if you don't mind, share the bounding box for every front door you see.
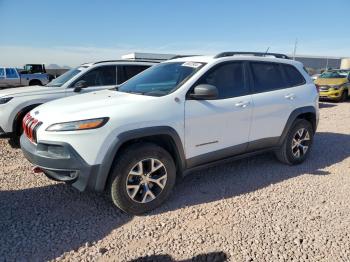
[185,62,253,166]
[67,65,117,95]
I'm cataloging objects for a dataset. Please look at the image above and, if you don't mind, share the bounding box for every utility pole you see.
[293,38,298,60]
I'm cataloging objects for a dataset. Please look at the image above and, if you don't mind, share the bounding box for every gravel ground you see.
[0,101,350,262]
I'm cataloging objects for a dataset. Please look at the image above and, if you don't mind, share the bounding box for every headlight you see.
[331,85,341,90]
[0,97,13,104]
[46,117,109,132]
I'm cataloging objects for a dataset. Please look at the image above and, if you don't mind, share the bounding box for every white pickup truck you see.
[0,67,50,89]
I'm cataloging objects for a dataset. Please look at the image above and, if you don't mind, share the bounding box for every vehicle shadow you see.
[128,251,227,262]
[0,185,131,261]
[319,102,337,108]
[154,131,350,214]
[0,132,348,261]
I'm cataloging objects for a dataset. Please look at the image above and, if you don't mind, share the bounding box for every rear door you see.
[185,61,253,164]
[247,62,302,150]
[117,65,151,85]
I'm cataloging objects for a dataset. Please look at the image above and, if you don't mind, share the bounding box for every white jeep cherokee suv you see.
[0,60,156,146]
[20,52,319,215]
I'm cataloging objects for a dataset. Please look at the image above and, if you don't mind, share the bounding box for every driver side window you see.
[73,66,116,87]
[195,62,247,99]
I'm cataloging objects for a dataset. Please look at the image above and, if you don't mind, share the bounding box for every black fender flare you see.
[13,104,42,135]
[278,106,317,145]
[94,126,186,191]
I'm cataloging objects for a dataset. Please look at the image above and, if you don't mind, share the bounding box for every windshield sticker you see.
[181,62,202,68]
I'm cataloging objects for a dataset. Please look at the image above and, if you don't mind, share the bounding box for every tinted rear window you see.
[282,64,305,87]
[250,62,286,92]
[125,66,150,79]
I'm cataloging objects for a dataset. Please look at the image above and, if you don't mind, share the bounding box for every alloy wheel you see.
[126,158,167,203]
[291,128,311,158]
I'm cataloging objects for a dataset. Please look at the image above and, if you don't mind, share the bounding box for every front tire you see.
[275,119,314,165]
[334,90,347,102]
[108,143,176,215]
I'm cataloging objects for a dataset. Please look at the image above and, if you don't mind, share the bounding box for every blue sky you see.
[1,0,350,66]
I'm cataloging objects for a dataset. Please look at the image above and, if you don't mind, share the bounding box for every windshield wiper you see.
[118,90,145,95]
[46,84,61,87]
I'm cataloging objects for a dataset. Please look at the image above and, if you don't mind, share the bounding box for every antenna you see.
[264,47,270,57]
[293,38,298,60]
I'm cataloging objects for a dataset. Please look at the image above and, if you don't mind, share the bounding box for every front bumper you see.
[20,135,100,192]
[319,88,343,100]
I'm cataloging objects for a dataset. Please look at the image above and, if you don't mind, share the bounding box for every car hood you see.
[0,85,63,97]
[33,90,156,123]
[314,78,348,86]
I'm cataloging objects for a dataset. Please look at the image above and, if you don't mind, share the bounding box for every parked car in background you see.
[21,64,47,74]
[311,74,320,81]
[20,52,319,215]
[20,64,55,81]
[0,67,50,88]
[0,60,157,146]
[314,69,350,102]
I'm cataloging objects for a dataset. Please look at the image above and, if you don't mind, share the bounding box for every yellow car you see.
[315,70,350,102]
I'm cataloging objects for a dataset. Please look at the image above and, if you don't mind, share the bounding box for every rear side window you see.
[250,62,286,93]
[5,68,19,79]
[282,64,306,87]
[119,65,150,84]
[196,62,247,99]
[0,68,4,79]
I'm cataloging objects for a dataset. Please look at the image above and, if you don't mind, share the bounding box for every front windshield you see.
[46,67,87,87]
[118,62,205,96]
[320,71,348,79]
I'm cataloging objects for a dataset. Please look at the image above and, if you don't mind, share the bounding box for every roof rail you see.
[214,52,290,59]
[93,59,160,65]
[169,55,199,60]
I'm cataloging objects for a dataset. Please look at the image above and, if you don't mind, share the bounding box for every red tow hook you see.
[32,166,43,173]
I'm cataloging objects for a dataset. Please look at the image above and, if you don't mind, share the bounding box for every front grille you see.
[23,113,42,143]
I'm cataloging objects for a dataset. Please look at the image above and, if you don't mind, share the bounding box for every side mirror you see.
[73,80,88,92]
[189,84,218,100]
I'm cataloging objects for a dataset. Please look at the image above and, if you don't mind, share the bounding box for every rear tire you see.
[29,80,42,86]
[342,89,348,101]
[108,143,176,215]
[275,119,314,165]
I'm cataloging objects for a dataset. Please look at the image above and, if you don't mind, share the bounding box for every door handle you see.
[235,101,250,108]
[284,93,296,100]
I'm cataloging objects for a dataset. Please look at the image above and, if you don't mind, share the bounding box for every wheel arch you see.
[29,79,43,86]
[94,126,186,191]
[12,104,42,136]
[278,106,317,145]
